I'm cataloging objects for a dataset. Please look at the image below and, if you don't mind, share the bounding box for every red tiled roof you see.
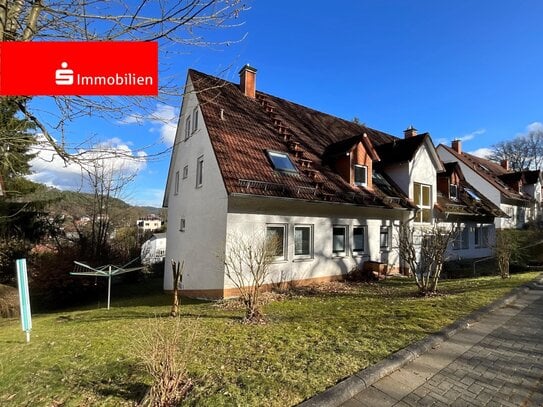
[435,162,507,219]
[439,144,532,205]
[190,69,413,209]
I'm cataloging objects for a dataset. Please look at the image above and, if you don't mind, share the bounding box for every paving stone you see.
[352,386,398,407]
[336,289,543,407]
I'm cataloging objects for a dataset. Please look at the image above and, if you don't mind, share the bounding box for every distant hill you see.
[137,206,163,215]
[43,188,162,229]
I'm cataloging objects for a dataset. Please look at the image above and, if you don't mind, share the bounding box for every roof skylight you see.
[267,151,298,173]
[465,187,481,201]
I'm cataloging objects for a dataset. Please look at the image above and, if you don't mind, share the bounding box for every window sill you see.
[332,253,347,258]
[293,257,314,262]
[352,254,369,259]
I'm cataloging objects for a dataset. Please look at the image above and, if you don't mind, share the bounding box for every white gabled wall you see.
[164,77,228,292]
[383,143,438,219]
[409,145,438,206]
[437,146,501,206]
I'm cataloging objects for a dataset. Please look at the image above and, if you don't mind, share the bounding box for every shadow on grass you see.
[85,360,148,403]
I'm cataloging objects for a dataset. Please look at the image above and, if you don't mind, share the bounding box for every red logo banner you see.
[0,41,158,96]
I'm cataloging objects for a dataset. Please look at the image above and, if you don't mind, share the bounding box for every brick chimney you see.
[239,64,257,99]
[403,125,417,139]
[501,159,510,171]
[451,139,462,154]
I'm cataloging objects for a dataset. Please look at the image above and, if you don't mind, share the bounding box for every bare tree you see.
[223,231,279,323]
[490,127,543,171]
[2,0,248,161]
[398,224,458,295]
[74,142,141,261]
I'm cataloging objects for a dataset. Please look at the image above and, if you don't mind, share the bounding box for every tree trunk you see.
[170,260,183,317]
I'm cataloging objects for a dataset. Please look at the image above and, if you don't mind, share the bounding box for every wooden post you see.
[170,260,184,317]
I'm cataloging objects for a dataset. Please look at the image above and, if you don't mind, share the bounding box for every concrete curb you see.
[298,274,543,407]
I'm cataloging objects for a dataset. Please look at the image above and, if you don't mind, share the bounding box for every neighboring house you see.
[137,215,164,232]
[163,66,505,298]
[141,233,167,265]
[437,141,542,229]
[434,162,505,259]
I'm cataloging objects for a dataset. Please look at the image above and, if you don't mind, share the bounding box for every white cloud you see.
[468,147,493,158]
[28,135,147,193]
[458,128,486,142]
[118,103,179,146]
[526,121,543,133]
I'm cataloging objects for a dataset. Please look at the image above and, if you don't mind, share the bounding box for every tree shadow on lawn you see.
[83,360,148,404]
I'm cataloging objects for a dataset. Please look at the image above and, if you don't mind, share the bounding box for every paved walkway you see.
[341,284,543,407]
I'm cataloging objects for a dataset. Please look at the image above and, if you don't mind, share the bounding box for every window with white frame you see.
[453,225,469,250]
[294,225,313,258]
[174,171,180,195]
[414,182,432,223]
[354,165,367,186]
[462,227,469,249]
[196,156,204,187]
[332,226,347,255]
[482,225,491,247]
[192,107,199,133]
[380,226,390,250]
[179,218,186,232]
[449,184,458,200]
[266,224,287,259]
[184,116,191,140]
[353,226,366,253]
[474,225,481,247]
[182,165,188,179]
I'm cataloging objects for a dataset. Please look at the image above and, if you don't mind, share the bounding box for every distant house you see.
[163,66,506,298]
[437,141,542,229]
[141,233,167,265]
[136,214,164,232]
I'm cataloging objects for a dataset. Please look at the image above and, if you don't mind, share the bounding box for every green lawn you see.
[0,272,539,406]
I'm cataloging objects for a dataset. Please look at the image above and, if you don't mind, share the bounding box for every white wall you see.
[225,197,407,289]
[445,222,495,260]
[409,146,438,203]
[164,77,229,292]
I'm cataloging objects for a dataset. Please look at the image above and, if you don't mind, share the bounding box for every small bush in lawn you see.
[0,238,30,285]
[136,317,194,407]
[29,246,101,309]
[0,284,19,318]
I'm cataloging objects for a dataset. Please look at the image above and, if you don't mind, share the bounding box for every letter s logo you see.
[55,62,74,85]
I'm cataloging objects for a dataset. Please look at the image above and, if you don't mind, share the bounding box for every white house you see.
[136,214,164,232]
[163,66,504,298]
[141,232,167,265]
[437,141,541,229]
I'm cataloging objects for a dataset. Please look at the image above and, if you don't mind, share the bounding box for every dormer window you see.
[267,151,298,173]
[449,184,458,200]
[354,165,367,186]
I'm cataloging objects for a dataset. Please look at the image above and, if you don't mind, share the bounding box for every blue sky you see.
[28,1,543,207]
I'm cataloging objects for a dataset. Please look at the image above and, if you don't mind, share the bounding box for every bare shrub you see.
[0,284,19,318]
[223,231,279,323]
[136,318,194,407]
[495,230,519,279]
[398,224,458,295]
